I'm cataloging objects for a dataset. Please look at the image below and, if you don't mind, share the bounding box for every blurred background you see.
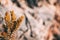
[0,0,60,40]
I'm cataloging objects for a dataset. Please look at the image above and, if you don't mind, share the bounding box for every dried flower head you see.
[0,10,24,40]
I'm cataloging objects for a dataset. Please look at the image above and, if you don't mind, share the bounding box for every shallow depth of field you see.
[0,0,60,40]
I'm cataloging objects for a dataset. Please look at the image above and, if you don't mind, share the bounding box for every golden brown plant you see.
[1,10,24,40]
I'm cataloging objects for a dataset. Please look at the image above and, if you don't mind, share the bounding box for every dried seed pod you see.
[13,16,24,32]
[4,11,11,22]
[10,10,16,21]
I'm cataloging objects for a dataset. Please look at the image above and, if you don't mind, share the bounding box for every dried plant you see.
[0,10,24,40]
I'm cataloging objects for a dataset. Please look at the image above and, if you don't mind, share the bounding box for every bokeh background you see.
[0,0,60,40]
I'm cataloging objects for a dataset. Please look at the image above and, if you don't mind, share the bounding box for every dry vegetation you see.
[0,0,60,40]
